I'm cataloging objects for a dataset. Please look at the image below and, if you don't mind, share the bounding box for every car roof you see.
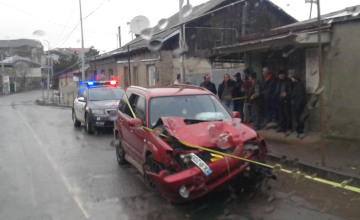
[127,85,212,97]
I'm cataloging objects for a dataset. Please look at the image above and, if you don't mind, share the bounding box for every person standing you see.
[218,74,236,111]
[275,70,292,133]
[232,72,244,119]
[247,73,261,131]
[261,67,277,126]
[241,68,253,123]
[200,75,217,95]
[174,74,181,84]
[291,73,307,138]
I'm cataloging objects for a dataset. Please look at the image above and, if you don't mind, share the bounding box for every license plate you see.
[189,153,212,176]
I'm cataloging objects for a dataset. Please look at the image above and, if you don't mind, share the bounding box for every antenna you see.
[129,15,151,35]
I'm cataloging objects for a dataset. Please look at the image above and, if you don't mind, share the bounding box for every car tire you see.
[72,110,81,127]
[85,114,94,134]
[115,136,127,165]
[143,154,163,190]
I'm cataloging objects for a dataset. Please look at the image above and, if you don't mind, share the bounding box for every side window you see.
[134,95,146,123]
[119,91,132,115]
[83,89,87,99]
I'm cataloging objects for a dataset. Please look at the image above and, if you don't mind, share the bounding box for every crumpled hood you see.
[87,100,119,111]
[159,117,257,148]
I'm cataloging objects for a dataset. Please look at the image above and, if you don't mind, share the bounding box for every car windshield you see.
[149,94,232,127]
[89,88,123,101]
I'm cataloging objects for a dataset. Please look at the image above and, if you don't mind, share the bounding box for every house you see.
[212,5,360,141]
[87,0,297,89]
[43,47,90,64]
[0,39,44,63]
[58,64,91,106]
[0,55,49,92]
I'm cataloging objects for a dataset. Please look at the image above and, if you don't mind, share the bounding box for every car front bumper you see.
[147,149,253,202]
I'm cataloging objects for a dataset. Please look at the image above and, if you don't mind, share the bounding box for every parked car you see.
[72,80,124,133]
[114,85,271,202]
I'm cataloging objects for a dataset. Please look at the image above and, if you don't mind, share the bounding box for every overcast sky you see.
[0,0,359,53]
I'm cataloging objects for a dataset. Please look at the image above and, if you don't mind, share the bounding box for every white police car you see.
[72,80,124,133]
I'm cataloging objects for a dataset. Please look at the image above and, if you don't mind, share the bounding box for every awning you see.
[213,30,331,55]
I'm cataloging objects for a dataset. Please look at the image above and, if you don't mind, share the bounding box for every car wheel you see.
[72,110,81,127]
[115,136,127,165]
[85,114,94,134]
[143,154,163,190]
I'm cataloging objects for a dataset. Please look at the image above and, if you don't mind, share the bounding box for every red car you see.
[114,85,270,202]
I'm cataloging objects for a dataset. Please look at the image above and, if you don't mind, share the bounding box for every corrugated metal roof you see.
[91,0,298,61]
[90,0,230,60]
[0,39,43,48]
[273,5,360,30]
[214,33,292,49]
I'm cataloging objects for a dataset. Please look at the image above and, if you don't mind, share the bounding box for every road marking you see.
[17,110,91,219]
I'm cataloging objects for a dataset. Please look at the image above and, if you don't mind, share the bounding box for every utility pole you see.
[118,26,122,48]
[127,45,131,86]
[179,0,186,83]
[44,40,50,104]
[79,0,85,88]
[1,52,4,94]
[316,0,326,166]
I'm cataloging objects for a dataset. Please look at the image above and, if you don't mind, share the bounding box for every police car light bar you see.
[86,80,118,87]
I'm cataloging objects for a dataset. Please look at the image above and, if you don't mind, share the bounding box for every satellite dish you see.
[130,15,151,35]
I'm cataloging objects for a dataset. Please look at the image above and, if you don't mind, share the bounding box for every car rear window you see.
[89,88,124,101]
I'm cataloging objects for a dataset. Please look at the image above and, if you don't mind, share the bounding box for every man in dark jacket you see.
[291,73,307,138]
[261,67,278,125]
[247,73,261,130]
[232,72,244,120]
[241,68,253,123]
[275,70,292,133]
[218,74,236,111]
[200,75,217,95]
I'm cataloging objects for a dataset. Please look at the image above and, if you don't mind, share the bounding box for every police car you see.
[72,80,124,133]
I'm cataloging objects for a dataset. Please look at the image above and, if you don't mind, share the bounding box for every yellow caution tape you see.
[210,153,224,162]
[232,96,246,101]
[122,91,360,194]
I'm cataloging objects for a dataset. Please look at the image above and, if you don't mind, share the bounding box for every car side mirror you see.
[232,111,241,118]
[128,118,143,128]
[78,97,86,102]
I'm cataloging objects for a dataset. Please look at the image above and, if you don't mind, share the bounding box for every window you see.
[83,89,87,99]
[88,88,123,101]
[121,93,146,123]
[119,91,131,113]
[133,95,146,123]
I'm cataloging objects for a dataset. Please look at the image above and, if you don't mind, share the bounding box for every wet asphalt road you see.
[0,90,354,220]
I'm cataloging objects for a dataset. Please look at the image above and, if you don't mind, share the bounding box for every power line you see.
[52,0,114,48]
[0,1,115,35]
[53,3,77,46]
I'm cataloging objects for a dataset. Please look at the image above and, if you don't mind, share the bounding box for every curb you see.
[34,99,71,108]
[266,153,360,188]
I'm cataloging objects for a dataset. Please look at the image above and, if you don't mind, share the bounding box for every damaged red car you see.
[114,85,273,202]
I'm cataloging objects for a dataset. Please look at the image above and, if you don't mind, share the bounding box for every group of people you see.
[199,67,307,138]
